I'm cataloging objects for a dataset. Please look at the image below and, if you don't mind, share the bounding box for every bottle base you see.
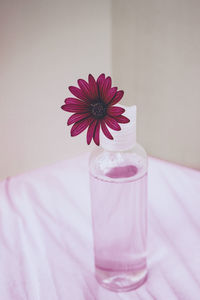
[95,266,147,292]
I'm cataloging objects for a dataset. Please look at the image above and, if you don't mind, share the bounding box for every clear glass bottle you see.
[89,106,148,292]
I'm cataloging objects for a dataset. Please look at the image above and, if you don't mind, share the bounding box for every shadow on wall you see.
[112,0,200,169]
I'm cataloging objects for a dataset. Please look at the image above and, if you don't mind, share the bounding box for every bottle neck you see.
[100,140,136,152]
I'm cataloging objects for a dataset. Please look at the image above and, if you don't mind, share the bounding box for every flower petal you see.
[69,86,88,101]
[107,106,125,117]
[71,118,93,137]
[101,120,113,140]
[77,79,93,100]
[114,115,130,123]
[87,120,97,145]
[102,76,112,103]
[106,87,118,103]
[67,112,91,125]
[61,105,89,113]
[104,116,121,131]
[110,90,124,105]
[64,98,88,105]
[88,74,98,99]
[97,73,105,98]
[93,121,101,146]
[97,73,105,85]
[62,98,89,113]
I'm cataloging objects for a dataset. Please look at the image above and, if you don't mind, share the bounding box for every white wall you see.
[112,0,200,169]
[0,0,111,180]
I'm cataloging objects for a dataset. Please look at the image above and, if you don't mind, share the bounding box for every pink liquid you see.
[90,165,147,292]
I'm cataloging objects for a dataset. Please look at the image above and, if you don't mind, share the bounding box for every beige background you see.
[0,0,111,180]
[1,0,200,180]
[112,0,200,169]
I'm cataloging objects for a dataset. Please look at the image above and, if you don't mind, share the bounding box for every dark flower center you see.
[91,101,107,119]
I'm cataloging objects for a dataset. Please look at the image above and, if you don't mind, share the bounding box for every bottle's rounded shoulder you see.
[89,143,148,182]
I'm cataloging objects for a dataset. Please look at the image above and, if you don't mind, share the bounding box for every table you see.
[0,153,200,300]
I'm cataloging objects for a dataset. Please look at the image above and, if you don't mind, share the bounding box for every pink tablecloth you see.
[0,153,200,300]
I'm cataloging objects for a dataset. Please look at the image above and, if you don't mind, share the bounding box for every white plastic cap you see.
[100,105,137,151]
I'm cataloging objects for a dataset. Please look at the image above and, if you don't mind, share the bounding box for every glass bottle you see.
[89,106,148,292]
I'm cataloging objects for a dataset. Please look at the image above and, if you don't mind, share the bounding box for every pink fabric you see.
[0,153,200,299]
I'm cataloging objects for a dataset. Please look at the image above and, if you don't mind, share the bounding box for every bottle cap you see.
[100,105,136,151]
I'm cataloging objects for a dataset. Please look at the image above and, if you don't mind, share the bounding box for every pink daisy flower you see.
[61,73,130,146]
